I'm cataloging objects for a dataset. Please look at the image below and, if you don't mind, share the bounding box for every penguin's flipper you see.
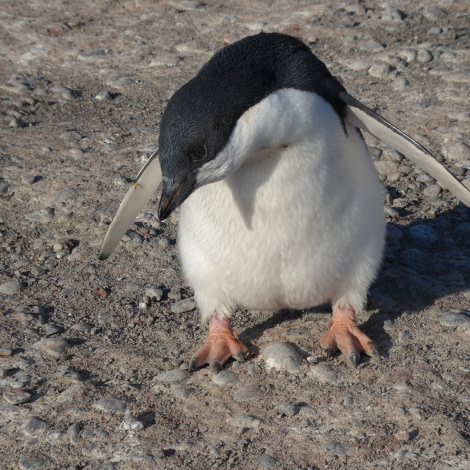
[99,149,162,260]
[341,91,470,207]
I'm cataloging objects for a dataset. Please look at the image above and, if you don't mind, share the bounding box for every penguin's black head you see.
[157,32,346,221]
[157,79,237,221]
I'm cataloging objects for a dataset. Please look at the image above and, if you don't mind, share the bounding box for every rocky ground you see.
[1,0,470,469]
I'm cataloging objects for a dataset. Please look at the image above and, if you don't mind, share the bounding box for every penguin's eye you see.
[189,145,207,162]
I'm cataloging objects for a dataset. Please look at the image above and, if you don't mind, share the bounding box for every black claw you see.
[188,359,197,372]
[210,360,223,373]
[368,342,380,359]
[349,352,361,368]
[325,347,336,359]
[235,351,246,363]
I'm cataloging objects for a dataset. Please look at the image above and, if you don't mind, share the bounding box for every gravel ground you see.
[1,1,470,469]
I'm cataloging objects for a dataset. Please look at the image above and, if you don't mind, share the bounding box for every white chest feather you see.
[178,89,385,320]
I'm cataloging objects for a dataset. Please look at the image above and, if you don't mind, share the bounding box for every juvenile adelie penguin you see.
[100,33,470,371]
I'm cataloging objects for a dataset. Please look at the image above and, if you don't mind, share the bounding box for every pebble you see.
[394,430,413,442]
[106,73,135,87]
[360,39,385,53]
[417,49,433,64]
[258,454,278,469]
[398,330,412,342]
[90,463,117,470]
[44,324,63,336]
[174,41,203,54]
[374,160,397,175]
[61,369,82,383]
[32,338,69,356]
[3,389,32,404]
[70,148,84,159]
[149,54,183,67]
[442,142,470,163]
[233,385,260,402]
[179,0,205,9]
[441,71,469,83]
[344,58,370,71]
[400,48,417,63]
[13,372,31,388]
[393,77,409,90]
[384,4,404,22]
[19,457,46,470]
[286,326,310,340]
[97,312,117,326]
[212,370,239,385]
[59,130,82,143]
[173,387,192,399]
[155,369,190,383]
[422,184,442,199]
[67,423,81,444]
[277,403,299,417]
[393,382,411,394]
[51,85,80,101]
[72,321,94,332]
[170,298,196,314]
[24,416,49,435]
[80,48,106,58]
[344,396,354,407]
[0,347,13,357]
[21,174,40,184]
[167,287,182,300]
[25,208,55,223]
[47,430,64,444]
[325,441,348,456]
[310,363,339,384]
[261,342,303,371]
[368,63,391,78]
[423,7,444,21]
[95,90,112,101]
[94,397,127,413]
[8,117,28,128]
[228,415,263,430]
[440,312,470,331]
[42,188,78,204]
[0,280,23,295]
[119,408,144,431]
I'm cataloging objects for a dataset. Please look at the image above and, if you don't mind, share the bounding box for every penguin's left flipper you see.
[341,92,470,208]
[99,149,162,260]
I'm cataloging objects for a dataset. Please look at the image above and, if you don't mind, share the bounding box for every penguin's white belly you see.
[178,91,385,319]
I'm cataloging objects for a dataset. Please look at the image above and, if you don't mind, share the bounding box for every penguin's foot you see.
[189,316,249,373]
[320,306,380,368]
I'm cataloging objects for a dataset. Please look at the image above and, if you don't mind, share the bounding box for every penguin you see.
[100,33,470,372]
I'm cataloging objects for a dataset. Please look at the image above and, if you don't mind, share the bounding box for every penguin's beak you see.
[157,174,196,221]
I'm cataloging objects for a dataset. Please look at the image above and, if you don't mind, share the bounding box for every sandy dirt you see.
[0,1,469,469]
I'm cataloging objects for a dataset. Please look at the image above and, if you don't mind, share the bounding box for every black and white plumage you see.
[100,33,470,371]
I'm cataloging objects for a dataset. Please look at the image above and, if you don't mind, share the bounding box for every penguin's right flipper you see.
[99,149,162,260]
[341,91,470,208]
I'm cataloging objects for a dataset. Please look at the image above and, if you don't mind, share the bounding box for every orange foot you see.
[189,316,249,373]
[320,306,380,368]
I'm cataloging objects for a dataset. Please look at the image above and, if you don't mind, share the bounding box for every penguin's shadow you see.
[238,202,470,359]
